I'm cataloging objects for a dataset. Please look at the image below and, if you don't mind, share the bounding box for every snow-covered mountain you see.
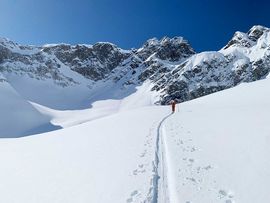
[1,25,270,108]
[0,35,194,109]
[1,25,270,137]
[154,25,270,103]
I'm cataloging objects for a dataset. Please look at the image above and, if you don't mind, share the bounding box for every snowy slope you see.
[160,78,270,203]
[0,76,269,202]
[0,74,60,137]
[0,106,169,203]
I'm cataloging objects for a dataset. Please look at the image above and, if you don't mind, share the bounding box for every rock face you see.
[0,25,270,105]
[136,37,195,61]
[153,25,270,104]
[42,43,130,80]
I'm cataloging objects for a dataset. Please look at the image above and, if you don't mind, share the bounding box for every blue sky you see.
[0,0,269,51]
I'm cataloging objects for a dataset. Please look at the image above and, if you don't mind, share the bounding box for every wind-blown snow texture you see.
[0,25,270,202]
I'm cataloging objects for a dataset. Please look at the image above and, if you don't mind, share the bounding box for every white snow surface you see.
[0,72,270,202]
[0,76,59,138]
[160,78,270,203]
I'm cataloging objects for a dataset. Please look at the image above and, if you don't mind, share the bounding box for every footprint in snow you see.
[139,150,147,157]
[126,198,132,203]
[186,177,197,184]
[133,166,146,175]
[126,190,141,203]
[131,190,138,196]
[203,165,213,170]
[218,189,234,199]
[133,169,138,175]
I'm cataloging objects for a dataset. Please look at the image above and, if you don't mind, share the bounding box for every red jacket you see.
[171,100,176,112]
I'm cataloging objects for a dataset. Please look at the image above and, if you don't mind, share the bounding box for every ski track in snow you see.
[126,113,172,203]
[164,111,237,203]
[152,113,172,203]
[150,109,237,203]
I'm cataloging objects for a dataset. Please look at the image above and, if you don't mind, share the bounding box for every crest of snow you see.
[248,31,270,61]
[182,51,225,71]
[42,43,70,48]
[0,37,40,55]
[144,38,159,46]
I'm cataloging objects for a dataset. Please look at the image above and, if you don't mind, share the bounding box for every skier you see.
[171,100,176,113]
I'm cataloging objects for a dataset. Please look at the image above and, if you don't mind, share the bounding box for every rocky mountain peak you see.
[247,25,269,41]
[137,36,195,62]
[224,31,254,49]
[155,37,195,61]
[224,25,270,49]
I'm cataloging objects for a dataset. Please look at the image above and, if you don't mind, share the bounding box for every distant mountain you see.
[0,25,269,107]
[152,25,270,104]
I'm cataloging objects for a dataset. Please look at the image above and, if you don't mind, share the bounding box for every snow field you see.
[0,106,169,203]
[161,78,270,203]
[0,69,270,202]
